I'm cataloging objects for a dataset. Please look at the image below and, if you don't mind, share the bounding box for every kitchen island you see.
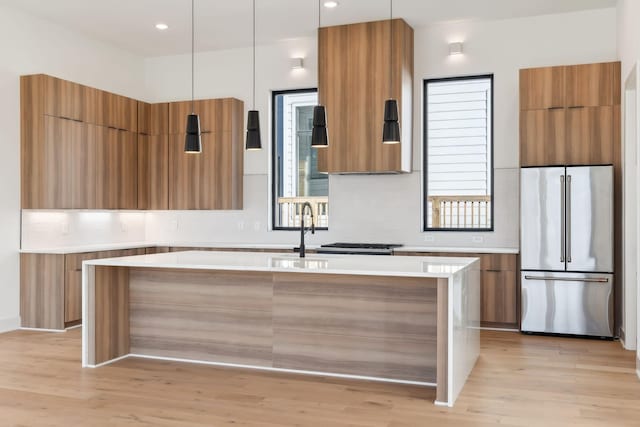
[81,251,480,407]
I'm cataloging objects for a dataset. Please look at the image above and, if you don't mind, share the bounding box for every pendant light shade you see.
[311,0,329,149]
[184,0,202,153]
[311,105,328,148]
[382,0,400,145]
[246,110,262,150]
[245,0,262,150]
[382,99,400,144]
[184,114,202,153]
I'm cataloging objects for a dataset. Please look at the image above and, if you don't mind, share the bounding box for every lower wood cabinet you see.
[400,252,519,329]
[21,248,146,329]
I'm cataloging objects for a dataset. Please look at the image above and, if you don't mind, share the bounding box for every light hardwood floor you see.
[0,329,639,426]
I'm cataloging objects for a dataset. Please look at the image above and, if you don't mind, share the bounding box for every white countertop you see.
[19,242,311,255]
[84,250,480,279]
[395,246,519,254]
[21,242,518,255]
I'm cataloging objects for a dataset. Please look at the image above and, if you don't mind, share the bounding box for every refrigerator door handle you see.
[566,175,572,263]
[524,275,609,283]
[560,175,565,263]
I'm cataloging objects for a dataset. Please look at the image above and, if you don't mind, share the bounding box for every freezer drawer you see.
[521,272,614,337]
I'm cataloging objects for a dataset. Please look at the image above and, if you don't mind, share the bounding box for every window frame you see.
[422,74,495,232]
[271,87,328,231]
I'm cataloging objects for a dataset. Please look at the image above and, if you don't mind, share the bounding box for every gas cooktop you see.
[317,243,403,255]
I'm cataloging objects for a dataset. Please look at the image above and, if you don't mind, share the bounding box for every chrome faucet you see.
[299,202,315,258]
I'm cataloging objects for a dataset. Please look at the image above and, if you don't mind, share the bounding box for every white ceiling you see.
[0,0,618,57]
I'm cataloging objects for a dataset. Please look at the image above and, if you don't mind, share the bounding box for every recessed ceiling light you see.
[323,1,339,8]
[155,23,169,31]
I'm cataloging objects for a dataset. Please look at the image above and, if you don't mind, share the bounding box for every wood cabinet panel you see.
[272,272,438,382]
[520,109,566,167]
[138,134,169,210]
[88,89,138,132]
[95,126,138,209]
[22,116,96,209]
[565,106,614,165]
[138,102,168,136]
[566,62,618,108]
[145,247,171,254]
[168,131,242,210]
[481,254,517,272]
[481,271,518,327]
[64,252,99,324]
[94,266,130,365]
[519,66,565,110]
[317,19,412,173]
[169,99,236,134]
[43,75,85,121]
[20,254,65,330]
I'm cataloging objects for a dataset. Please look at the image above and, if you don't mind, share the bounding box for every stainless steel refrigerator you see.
[520,166,614,337]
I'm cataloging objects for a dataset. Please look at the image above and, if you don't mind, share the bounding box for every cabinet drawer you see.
[480,254,517,272]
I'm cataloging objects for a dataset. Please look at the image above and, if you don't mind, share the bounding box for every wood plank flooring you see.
[0,329,639,426]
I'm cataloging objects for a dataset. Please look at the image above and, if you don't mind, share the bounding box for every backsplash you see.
[21,211,147,250]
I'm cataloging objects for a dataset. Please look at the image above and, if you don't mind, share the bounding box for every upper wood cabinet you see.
[520,62,620,111]
[565,62,621,108]
[94,126,138,209]
[316,19,413,173]
[87,88,138,132]
[21,76,97,209]
[138,103,169,210]
[169,99,236,134]
[520,66,565,110]
[520,109,566,167]
[138,102,168,136]
[42,75,86,121]
[519,61,621,168]
[168,130,243,210]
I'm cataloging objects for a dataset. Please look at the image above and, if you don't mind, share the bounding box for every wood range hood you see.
[316,18,414,175]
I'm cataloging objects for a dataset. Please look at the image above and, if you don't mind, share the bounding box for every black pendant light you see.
[382,0,400,145]
[246,0,262,150]
[184,0,201,153]
[311,0,329,148]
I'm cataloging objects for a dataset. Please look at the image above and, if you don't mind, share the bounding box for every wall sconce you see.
[290,57,304,70]
[449,42,464,56]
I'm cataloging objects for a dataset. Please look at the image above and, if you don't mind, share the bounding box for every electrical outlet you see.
[472,236,484,244]
[120,220,127,232]
[237,221,245,231]
[253,221,261,231]
[170,219,179,231]
[424,235,435,243]
[61,221,69,235]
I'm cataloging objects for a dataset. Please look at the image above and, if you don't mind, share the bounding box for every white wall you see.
[144,8,617,249]
[0,4,146,331]
[617,0,640,371]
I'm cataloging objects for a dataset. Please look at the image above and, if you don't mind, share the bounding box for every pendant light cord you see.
[191,0,195,113]
[252,0,256,110]
[389,0,393,99]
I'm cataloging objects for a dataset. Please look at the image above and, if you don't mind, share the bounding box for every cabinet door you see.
[138,102,168,136]
[169,99,230,134]
[30,116,96,209]
[566,62,619,108]
[169,132,242,210]
[20,254,65,330]
[64,252,100,324]
[89,90,138,131]
[565,106,613,165]
[43,75,85,121]
[95,126,138,209]
[519,66,565,110]
[481,270,518,326]
[520,109,566,166]
[138,134,169,209]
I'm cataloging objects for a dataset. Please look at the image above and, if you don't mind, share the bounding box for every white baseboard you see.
[0,316,21,333]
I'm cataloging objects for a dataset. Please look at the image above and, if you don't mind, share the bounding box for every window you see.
[423,75,493,231]
[272,89,329,230]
